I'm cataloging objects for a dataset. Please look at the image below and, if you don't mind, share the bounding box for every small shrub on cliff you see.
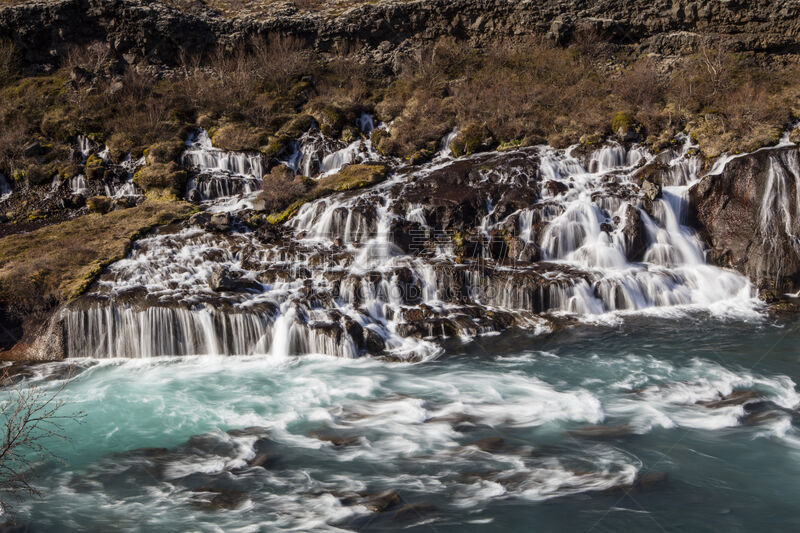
[86,195,112,214]
[611,112,635,136]
[211,124,268,152]
[132,162,188,197]
[0,40,19,87]
[144,139,186,165]
[257,165,310,213]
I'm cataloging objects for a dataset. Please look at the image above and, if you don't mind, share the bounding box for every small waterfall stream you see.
[63,131,769,359]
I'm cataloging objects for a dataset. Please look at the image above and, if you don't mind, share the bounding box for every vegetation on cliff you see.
[0,200,194,315]
[1,32,798,201]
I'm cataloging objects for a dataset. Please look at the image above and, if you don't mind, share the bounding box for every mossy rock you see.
[133,162,188,197]
[106,133,137,163]
[57,163,82,181]
[25,162,58,186]
[370,128,392,156]
[145,139,186,165]
[86,195,112,214]
[211,123,269,152]
[315,164,388,194]
[266,199,306,225]
[85,154,107,180]
[408,149,434,165]
[449,123,496,157]
[578,132,604,146]
[305,101,364,139]
[497,139,523,152]
[341,126,359,143]
[612,111,635,136]
[260,115,316,159]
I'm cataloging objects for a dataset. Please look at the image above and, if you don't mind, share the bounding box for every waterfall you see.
[181,130,265,203]
[0,172,11,201]
[758,150,800,282]
[64,133,760,360]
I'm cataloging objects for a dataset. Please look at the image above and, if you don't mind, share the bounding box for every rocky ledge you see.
[3,0,800,71]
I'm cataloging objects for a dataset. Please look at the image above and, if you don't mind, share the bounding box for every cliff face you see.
[690,146,800,292]
[3,0,800,70]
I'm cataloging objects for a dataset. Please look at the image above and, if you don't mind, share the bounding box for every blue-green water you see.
[6,315,800,532]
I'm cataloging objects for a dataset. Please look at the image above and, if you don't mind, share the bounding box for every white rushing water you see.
[0,172,11,201]
[63,129,766,359]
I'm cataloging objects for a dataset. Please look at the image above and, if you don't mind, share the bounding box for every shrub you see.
[257,165,310,213]
[132,162,188,196]
[211,123,268,152]
[86,195,112,214]
[144,139,185,164]
[612,112,634,136]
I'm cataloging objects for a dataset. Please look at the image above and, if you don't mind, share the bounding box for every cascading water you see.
[758,149,800,281]
[64,130,764,360]
[0,172,11,201]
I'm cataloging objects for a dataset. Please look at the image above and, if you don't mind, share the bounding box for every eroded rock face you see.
[690,146,800,291]
[4,0,800,72]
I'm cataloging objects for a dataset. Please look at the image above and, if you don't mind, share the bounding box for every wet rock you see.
[209,269,262,293]
[192,487,248,510]
[363,327,386,355]
[339,490,403,512]
[308,430,361,447]
[544,180,569,196]
[696,390,763,408]
[392,502,436,522]
[187,188,202,203]
[208,213,232,232]
[690,146,800,291]
[0,523,28,533]
[633,160,668,186]
[23,141,43,157]
[622,205,648,262]
[467,436,506,453]
[568,424,635,439]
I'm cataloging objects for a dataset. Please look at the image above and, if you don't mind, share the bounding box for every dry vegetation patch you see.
[0,200,194,313]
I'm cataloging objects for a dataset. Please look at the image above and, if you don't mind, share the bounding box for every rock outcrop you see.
[3,0,800,72]
[690,146,800,291]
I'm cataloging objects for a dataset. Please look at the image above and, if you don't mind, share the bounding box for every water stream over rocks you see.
[60,127,763,360]
[6,120,800,532]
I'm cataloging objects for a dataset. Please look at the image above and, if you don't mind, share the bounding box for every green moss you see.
[40,107,76,141]
[84,154,107,180]
[612,112,634,135]
[266,199,306,225]
[57,163,82,181]
[450,123,495,157]
[314,164,388,194]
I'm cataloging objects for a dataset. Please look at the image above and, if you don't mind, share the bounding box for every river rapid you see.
[7,315,800,532]
[4,122,800,531]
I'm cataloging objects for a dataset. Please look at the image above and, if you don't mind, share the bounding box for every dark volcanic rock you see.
[3,0,800,73]
[622,204,648,262]
[690,147,800,291]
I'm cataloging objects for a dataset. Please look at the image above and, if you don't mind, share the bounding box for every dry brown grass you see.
[0,200,194,314]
